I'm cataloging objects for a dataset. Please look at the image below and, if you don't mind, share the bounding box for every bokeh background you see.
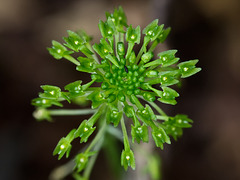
[1,0,240,179]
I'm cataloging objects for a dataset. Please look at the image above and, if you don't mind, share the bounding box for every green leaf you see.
[121,149,135,170]
[178,59,201,78]
[75,120,96,143]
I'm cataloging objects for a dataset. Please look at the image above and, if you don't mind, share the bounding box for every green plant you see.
[32,6,201,180]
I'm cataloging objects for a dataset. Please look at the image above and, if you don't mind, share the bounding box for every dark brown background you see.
[1,0,240,179]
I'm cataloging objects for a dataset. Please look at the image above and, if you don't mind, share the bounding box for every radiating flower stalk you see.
[32,6,201,180]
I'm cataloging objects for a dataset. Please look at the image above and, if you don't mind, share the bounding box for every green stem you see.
[125,42,134,61]
[148,40,158,52]
[148,101,167,116]
[83,137,103,179]
[83,111,107,179]
[82,79,96,91]
[131,94,144,111]
[86,43,100,64]
[115,33,120,59]
[120,116,130,150]
[135,45,145,64]
[48,109,96,116]
[120,32,124,43]
[87,104,105,127]
[138,95,167,116]
[156,115,169,121]
[85,120,107,153]
[136,37,150,64]
[106,125,123,142]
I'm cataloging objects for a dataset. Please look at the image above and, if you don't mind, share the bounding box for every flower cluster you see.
[32,6,201,178]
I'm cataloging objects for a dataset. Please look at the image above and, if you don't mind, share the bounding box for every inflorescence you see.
[32,6,201,178]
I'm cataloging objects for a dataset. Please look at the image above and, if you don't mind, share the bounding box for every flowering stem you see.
[125,42,134,60]
[82,79,96,91]
[86,43,100,64]
[156,115,169,121]
[139,96,167,116]
[85,119,107,153]
[87,104,105,127]
[115,32,120,59]
[48,109,96,116]
[83,136,104,179]
[148,101,167,116]
[120,32,125,43]
[148,40,158,52]
[121,116,130,150]
[106,125,123,142]
[136,37,150,64]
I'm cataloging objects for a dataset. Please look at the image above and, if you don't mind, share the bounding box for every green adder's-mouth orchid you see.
[32,6,201,179]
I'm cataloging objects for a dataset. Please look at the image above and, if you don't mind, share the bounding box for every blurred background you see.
[0,0,240,179]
